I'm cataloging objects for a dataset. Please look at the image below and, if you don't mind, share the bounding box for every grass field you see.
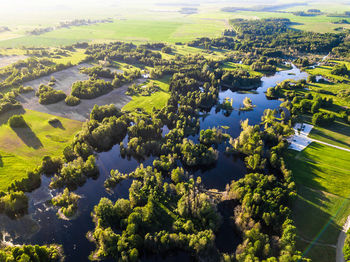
[309,120,350,150]
[286,143,350,261]
[122,77,170,113]
[0,18,227,48]
[51,48,87,65]
[0,108,82,191]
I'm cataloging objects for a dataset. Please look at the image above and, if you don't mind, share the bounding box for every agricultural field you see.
[0,108,82,191]
[0,18,228,48]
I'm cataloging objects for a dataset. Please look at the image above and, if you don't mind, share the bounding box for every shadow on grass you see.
[285,148,346,261]
[293,185,347,246]
[49,119,65,130]
[0,155,3,167]
[12,126,43,149]
[285,148,328,193]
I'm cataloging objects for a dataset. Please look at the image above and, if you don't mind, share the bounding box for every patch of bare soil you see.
[0,55,27,68]
[17,78,146,121]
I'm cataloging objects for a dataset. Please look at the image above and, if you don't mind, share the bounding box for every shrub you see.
[8,115,27,128]
[161,46,172,54]
[312,112,335,126]
[36,84,66,105]
[65,95,81,106]
[18,86,34,93]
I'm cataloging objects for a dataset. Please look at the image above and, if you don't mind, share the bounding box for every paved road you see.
[336,215,350,262]
[312,139,350,153]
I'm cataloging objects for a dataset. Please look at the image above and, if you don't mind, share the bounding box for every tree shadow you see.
[293,185,343,247]
[48,119,65,130]
[0,155,3,167]
[12,126,43,149]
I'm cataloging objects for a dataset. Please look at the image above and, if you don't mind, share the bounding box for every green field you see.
[51,48,87,65]
[0,18,227,47]
[0,109,82,191]
[309,120,350,150]
[122,77,170,113]
[286,143,350,261]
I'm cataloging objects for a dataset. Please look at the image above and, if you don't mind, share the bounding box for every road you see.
[312,139,350,153]
[336,215,350,262]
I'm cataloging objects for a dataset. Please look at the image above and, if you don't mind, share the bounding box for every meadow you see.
[0,18,227,48]
[122,77,170,113]
[286,143,350,261]
[0,108,82,191]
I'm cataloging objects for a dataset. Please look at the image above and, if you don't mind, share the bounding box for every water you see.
[0,64,308,261]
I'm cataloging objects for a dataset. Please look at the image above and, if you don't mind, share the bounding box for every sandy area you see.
[22,63,91,94]
[17,78,145,121]
[0,55,27,68]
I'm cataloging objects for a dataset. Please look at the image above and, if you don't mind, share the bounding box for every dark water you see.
[0,64,308,261]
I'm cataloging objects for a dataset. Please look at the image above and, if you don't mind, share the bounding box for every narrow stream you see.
[0,64,308,261]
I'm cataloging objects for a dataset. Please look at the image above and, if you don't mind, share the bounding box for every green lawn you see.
[309,120,350,150]
[285,143,350,262]
[222,61,263,76]
[0,108,82,191]
[122,77,170,113]
[305,62,350,83]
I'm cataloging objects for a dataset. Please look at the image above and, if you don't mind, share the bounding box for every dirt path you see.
[336,215,350,262]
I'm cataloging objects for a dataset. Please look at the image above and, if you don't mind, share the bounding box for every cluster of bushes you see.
[331,63,349,76]
[8,115,27,128]
[65,95,81,106]
[35,84,66,104]
[50,155,98,189]
[220,69,261,88]
[312,112,335,126]
[71,77,113,99]
[0,244,62,261]
[126,82,159,96]
[80,66,115,78]
[0,92,23,116]
[0,191,28,217]
[51,188,80,218]
[0,57,72,89]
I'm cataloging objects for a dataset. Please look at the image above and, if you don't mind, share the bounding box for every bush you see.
[0,191,28,217]
[312,112,335,126]
[8,115,27,128]
[36,84,66,105]
[18,86,34,93]
[65,95,81,106]
[161,46,172,54]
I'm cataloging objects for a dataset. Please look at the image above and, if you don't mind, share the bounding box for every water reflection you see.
[1,64,308,261]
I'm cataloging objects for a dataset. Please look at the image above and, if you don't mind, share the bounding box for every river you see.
[0,64,308,261]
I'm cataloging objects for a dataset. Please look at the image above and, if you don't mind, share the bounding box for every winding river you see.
[0,64,308,261]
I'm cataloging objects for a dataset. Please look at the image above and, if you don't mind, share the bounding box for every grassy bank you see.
[0,108,82,191]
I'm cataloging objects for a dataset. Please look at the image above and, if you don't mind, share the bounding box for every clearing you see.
[122,77,170,113]
[0,108,82,192]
